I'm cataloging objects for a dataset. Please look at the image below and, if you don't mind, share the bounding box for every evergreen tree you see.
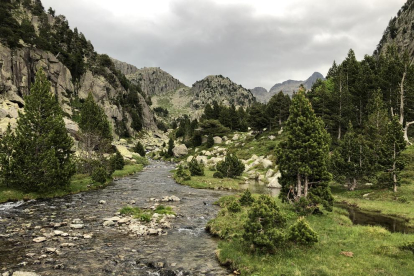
[3,69,75,192]
[0,124,14,187]
[79,92,112,159]
[381,116,406,192]
[206,134,214,148]
[167,138,174,157]
[133,141,146,157]
[266,91,291,130]
[276,90,333,210]
[216,153,245,178]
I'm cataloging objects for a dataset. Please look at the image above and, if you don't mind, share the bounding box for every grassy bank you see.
[0,163,144,203]
[173,169,245,190]
[209,194,414,276]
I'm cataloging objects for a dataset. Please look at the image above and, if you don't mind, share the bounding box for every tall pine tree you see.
[2,69,75,192]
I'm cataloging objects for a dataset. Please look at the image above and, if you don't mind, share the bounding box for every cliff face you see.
[0,1,157,137]
[111,58,139,76]
[190,75,255,110]
[376,0,414,58]
[125,67,187,97]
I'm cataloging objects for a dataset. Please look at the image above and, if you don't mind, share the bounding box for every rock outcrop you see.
[110,58,139,76]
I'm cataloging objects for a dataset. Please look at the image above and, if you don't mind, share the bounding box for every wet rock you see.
[12,272,40,276]
[60,243,76,248]
[69,224,84,229]
[103,220,115,227]
[99,200,107,204]
[45,248,57,254]
[161,196,180,202]
[53,230,64,236]
[32,237,46,243]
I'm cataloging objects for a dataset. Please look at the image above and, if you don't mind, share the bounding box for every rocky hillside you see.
[124,67,187,97]
[111,58,139,76]
[190,75,255,110]
[0,0,156,138]
[251,72,325,103]
[375,0,414,57]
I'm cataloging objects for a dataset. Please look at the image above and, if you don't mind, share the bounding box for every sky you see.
[41,0,406,90]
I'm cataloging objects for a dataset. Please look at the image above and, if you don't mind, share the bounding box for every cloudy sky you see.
[42,0,406,90]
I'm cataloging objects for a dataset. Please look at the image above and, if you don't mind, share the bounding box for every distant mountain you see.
[251,72,325,103]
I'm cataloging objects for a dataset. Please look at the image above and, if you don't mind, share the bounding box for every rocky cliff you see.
[111,58,139,76]
[249,87,268,103]
[0,0,157,137]
[125,67,187,97]
[375,0,414,58]
[190,75,255,110]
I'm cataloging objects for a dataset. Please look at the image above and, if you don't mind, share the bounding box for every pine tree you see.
[381,116,406,192]
[79,92,112,159]
[0,124,14,187]
[276,90,333,210]
[4,69,75,192]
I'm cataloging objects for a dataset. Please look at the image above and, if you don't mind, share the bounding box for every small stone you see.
[33,237,47,243]
[53,230,64,236]
[83,234,93,239]
[12,272,41,276]
[26,253,36,258]
[129,200,136,205]
[60,243,76,248]
[99,200,106,204]
[72,219,83,224]
[54,264,64,270]
[118,217,131,225]
[61,233,69,237]
[45,248,57,254]
[38,255,47,259]
[18,262,27,267]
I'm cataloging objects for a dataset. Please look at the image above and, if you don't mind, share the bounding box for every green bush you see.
[133,141,146,157]
[216,154,245,178]
[189,159,204,176]
[400,242,414,254]
[213,171,224,179]
[288,217,319,246]
[206,134,214,148]
[110,151,125,171]
[175,165,191,181]
[192,133,202,147]
[243,195,287,252]
[239,189,254,206]
[91,166,108,184]
[228,200,242,213]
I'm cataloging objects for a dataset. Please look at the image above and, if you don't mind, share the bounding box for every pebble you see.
[69,224,84,229]
[99,200,107,204]
[33,237,46,243]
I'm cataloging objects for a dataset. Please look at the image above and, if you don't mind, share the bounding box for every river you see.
[0,161,232,276]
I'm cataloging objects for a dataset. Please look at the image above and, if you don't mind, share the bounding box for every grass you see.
[0,163,144,203]
[209,194,414,276]
[173,169,244,190]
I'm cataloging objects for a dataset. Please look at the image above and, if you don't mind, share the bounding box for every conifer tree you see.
[0,124,14,187]
[276,90,333,210]
[79,92,112,159]
[382,116,406,192]
[3,69,75,192]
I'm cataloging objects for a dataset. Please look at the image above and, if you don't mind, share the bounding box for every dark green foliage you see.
[91,166,107,184]
[189,159,204,176]
[239,189,254,206]
[400,242,414,254]
[154,107,169,117]
[139,213,152,222]
[133,142,146,157]
[0,125,15,187]
[227,200,242,213]
[0,1,22,48]
[248,103,269,132]
[288,217,319,246]
[199,120,230,137]
[167,138,174,157]
[206,134,214,148]
[110,151,125,171]
[192,132,202,147]
[266,91,291,130]
[0,69,75,192]
[216,154,245,178]
[243,195,287,252]
[157,121,168,133]
[213,171,224,179]
[175,165,191,181]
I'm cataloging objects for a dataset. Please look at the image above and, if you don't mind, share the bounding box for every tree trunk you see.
[349,178,357,191]
[404,120,414,145]
[297,172,302,198]
[304,175,309,198]
[393,142,397,193]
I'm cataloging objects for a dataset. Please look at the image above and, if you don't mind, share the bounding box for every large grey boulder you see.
[172,144,188,157]
[213,136,222,144]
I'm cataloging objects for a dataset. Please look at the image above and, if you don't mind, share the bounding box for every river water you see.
[0,161,232,276]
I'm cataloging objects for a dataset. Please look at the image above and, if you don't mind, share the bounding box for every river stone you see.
[53,230,64,236]
[103,216,121,222]
[83,234,93,239]
[267,172,281,188]
[213,136,222,144]
[72,219,83,224]
[60,243,76,248]
[118,217,131,225]
[45,248,57,253]
[12,272,41,276]
[99,200,107,204]
[262,159,273,169]
[103,220,115,227]
[33,237,46,243]
[70,224,84,229]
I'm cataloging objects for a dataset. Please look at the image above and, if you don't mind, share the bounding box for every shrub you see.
[216,154,245,178]
[228,200,242,213]
[192,133,202,147]
[243,195,287,252]
[110,151,125,171]
[91,166,108,184]
[139,213,152,222]
[175,165,191,181]
[213,171,224,179]
[133,141,146,157]
[189,159,204,176]
[288,217,319,246]
[400,242,414,254]
[206,134,214,148]
[239,189,254,206]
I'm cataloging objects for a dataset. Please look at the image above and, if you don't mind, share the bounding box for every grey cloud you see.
[42,0,405,90]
